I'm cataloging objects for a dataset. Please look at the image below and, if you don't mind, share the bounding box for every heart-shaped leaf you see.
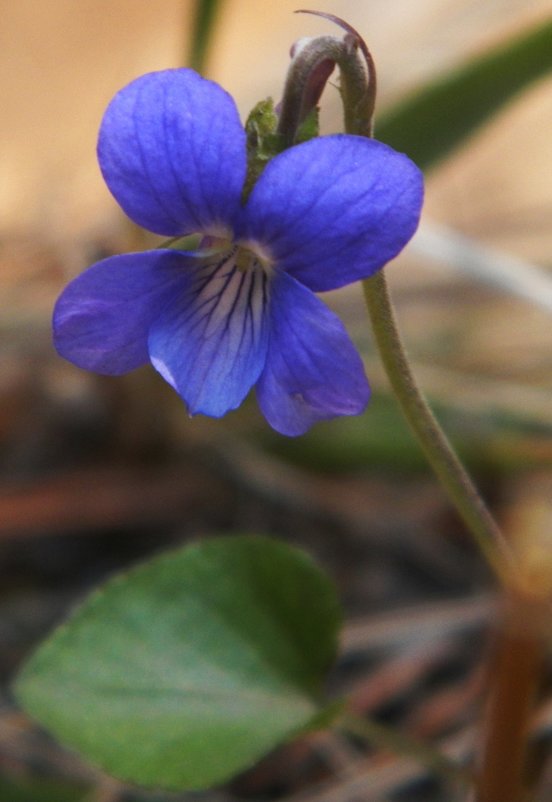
[15,535,341,790]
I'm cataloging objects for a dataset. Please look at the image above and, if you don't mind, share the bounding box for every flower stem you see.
[303,15,516,579]
[362,272,515,581]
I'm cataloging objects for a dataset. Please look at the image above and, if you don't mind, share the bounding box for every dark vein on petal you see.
[176,255,236,333]
[162,80,199,230]
[132,81,182,229]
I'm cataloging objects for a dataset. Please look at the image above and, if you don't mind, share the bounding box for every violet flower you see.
[54,69,423,435]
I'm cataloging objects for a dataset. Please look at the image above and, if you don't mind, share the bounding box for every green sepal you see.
[295,107,320,144]
[243,97,321,199]
[243,98,284,197]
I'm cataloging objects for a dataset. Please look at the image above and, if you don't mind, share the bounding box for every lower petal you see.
[53,251,191,375]
[256,272,370,436]
[148,254,270,417]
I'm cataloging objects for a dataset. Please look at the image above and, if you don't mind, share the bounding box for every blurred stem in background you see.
[188,0,224,72]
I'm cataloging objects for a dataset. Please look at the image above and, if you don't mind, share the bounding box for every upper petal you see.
[53,250,191,374]
[256,271,370,436]
[98,69,246,237]
[148,254,270,417]
[241,135,423,292]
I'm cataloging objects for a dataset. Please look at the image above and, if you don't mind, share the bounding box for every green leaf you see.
[0,777,85,802]
[377,17,552,169]
[15,535,341,791]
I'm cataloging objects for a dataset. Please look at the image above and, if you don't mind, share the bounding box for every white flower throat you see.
[187,241,272,344]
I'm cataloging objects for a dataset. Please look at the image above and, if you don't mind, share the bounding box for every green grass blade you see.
[188,0,224,71]
[377,17,552,169]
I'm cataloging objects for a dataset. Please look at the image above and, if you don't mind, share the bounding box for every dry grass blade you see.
[282,728,474,802]
[414,222,552,313]
[342,594,493,653]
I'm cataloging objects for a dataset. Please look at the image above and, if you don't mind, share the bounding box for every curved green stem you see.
[297,18,516,579]
[362,271,515,581]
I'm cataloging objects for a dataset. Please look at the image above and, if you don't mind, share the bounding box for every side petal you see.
[256,271,370,436]
[242,135,423,292]
[148,256,270,418]
[53,251,191,374]
[98,69,246,237]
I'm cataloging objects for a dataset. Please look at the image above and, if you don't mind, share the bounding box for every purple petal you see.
[98,69,246,237]
[53,251,192,374]
[148,253,270,417]
[242,135,423,292]
[256,271,370,436]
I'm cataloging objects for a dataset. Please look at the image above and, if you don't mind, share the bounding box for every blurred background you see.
[1,1,551,801]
